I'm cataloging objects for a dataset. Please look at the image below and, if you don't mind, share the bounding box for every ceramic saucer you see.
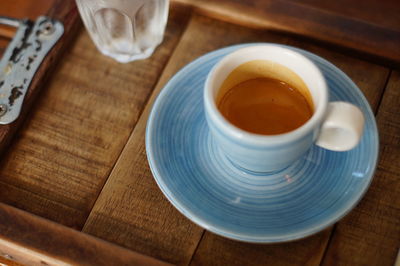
[146,44,378,243]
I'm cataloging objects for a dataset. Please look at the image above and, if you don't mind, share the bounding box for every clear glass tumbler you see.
[75,0,169,63]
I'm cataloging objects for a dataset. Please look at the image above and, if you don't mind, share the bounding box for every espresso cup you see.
[204,45,364,173]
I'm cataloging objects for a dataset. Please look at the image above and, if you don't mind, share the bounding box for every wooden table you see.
[0,0,399,265]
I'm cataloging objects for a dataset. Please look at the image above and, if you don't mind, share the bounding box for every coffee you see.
[215,60,313,135]
[218,77,312,135]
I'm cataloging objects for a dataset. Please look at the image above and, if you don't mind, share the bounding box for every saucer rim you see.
[146,43,379,243]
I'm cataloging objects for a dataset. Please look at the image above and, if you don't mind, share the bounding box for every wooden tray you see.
[0,0,399,265]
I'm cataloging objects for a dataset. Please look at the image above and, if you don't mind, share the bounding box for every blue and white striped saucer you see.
[146,44,378,243]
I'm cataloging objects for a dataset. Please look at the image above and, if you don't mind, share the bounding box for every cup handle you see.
[316,101,365,151]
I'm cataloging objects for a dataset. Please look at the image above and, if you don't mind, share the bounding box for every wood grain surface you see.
[0,203,170,266]
[173,0,400,66]
[83,14,390,265]
[0,3,190,229]
[287,0,400,30]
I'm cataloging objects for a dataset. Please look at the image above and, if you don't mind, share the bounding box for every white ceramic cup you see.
[204,45,364,173]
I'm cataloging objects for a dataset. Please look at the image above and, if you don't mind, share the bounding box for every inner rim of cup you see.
[204,45,328,146]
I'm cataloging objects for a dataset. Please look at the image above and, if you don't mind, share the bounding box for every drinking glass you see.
[75,0,169,63]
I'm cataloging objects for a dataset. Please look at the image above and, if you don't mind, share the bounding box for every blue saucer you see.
[146,44,378,243]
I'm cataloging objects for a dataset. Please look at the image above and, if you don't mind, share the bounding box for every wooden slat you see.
[0,37,9,58]
[191,230,332,266]
[0,27,15,40]
[83,14,389,265]
[0,3,189,229]
[172,0,400,66]
[286,0,400,30]
[321,71,400,266]
[0,203,170,266]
